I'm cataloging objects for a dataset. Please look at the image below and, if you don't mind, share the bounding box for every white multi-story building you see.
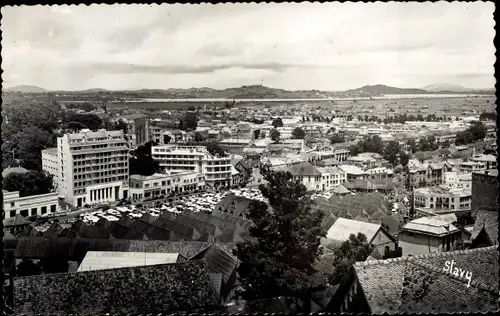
[152,144,232,188]
[3,190,59,219]
[443,171,472,190]
[129,172,205,201]
[50,129,130,207]
[317,166,347,191]
[41,148,60,190]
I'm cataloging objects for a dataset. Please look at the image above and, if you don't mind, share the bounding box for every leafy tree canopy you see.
[62,112,104,132]
[3,170,55,197]
[328,233,371,285]
[291,127,306,140]
[272,117,284,128]
[270,128,280,142]
[329,134,345,144]
[179,111,199,131]
[129,141,160,176]
[349,135,385,156]
[235,170,325,302]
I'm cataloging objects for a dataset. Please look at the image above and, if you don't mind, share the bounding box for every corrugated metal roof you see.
[326,218,381,242]
[77,251,180,272]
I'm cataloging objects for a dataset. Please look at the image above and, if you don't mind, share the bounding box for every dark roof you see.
[214,194,252,218]
[153,216,201,240]
[161,211,218,237]
[470,210,498,245]
[15,237,213,261]
[350,246,498,314]
[288,162,321,177]
[3,214,32,227]
[14,260,219,315]
[240,296,299,313]
[43,222,64,238]
[192,244,238,283]
[345,178,395,191]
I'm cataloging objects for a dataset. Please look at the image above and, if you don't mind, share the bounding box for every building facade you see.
[317,166,347,191]
[414,186,471,211]
[129,172,205,201]
[471,169,498,211]
[152,144,232,188]
[41,148,60,190]
[3,190,59,219]
[57,129,130,207]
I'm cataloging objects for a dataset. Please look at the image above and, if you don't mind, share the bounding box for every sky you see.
[1,2,496,91]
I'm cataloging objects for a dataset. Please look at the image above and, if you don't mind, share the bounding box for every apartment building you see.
[457,161,486,173]
[443,171,472,190]
[41,148,60,190]
[55,129,130,207]
[3,190,59,219]
[129,172,205,201]
[151,144,232,188]
[414,186,471,211]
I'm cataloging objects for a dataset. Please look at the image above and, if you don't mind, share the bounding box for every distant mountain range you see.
[3,83,495,97]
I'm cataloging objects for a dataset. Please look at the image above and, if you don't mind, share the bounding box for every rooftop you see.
[326,217,381,242]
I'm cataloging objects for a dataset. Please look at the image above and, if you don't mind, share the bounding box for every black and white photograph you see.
[1,2,498,314]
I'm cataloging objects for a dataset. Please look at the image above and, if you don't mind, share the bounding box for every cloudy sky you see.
[1,2,495,91]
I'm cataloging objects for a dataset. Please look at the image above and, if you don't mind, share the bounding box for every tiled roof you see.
[193,244,238,283]
[14,260,219,315]
[288,162,321,177]
[153,216,201,240]
[161,211,218,237]
[3,214,32,227]
[15,237,212,261]
[352,246,499,314]
[470,210,498,245]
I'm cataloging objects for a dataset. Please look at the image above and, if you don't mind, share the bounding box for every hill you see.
[4,85,48,93]
[345,84,428,96]
[422,83,472,92]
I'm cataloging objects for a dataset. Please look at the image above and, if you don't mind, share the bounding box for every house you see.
[339,165,366,181]
[345,178,395,194]
[14,260,221,315]
[327,246,499,314]
[399,215,464,256]
[323,218,397,257]
[288,162,322,192]
[316,166,347,191]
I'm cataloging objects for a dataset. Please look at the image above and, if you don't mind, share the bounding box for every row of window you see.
[11,204,57,218]
[73,164,128,173]
[74,175,128,188]
[73,151,128,160]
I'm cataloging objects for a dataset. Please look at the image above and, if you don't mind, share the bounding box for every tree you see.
[253,130,261,140]
[63,112,103,132]
[113,119,128,133]
[270,128,280,142]
[179,111,199,131]
[225,100,236,109]
[349,135,384,156]
[194,132,206,142]
[2,126,57,170]
[234,170,325,303]
[479,111,496,121]
[328,233,371,285]
[384,141,405,166]
[291,127,306,139]
[16,258,42,277]
[206,142,226,157]
[129,142,161,176]
[456,122,487,145]
[329,134,345,144]
[3,170,55,197]
[272,117,284,128]
[407,138,419,154]
[163,134,172,144]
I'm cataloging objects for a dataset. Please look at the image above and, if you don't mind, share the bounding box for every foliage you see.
[418,135,440,152]
[272,117,284,128]
[270,128,280,142]
[163,134,172,144]
[65,102,96,112]
[479,111,496,121]
[129,142,161,176]
[179,111,199,131]
[62,112,104,132]
[456,122,487,145]
[253,129,261,139]
[291,127,306,139]
[225,100,236,109]
[39,258,70,274]
[16,258,42,277]
[349,135,385,156]
[2,126,57,170]
[194,132,206,142]
[234,170,325,302]
[112,119,128,134]
[384,141,409,166]
[329,134,345,144]
[407,138,419,154]
[328,233,371,285]
[3,170,55,197]
[206,142,226,156]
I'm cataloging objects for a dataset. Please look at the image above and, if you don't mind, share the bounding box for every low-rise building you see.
[443,171,472,190]
[129,172,205,201]
[414,186,471,211]
[317,166,347,191]
[288,162,322,191]
[399,215,463,256]
[3,190,60,218]
[347,152,386,169]
[339,164,366,181]
[471,154,497,170]
[457,161,486,173]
